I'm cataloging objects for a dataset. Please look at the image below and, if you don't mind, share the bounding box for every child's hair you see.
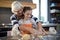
[22,7,32,19]
[23,7,32,13]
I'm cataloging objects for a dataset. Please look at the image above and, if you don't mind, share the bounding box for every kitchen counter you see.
[42,23,60,27]
[0,34,60,40]
[0,23,60,31]
[0,23,60,37]
[0,23,60,28]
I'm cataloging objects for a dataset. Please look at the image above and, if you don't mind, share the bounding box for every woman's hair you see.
[11,1,23,14]
[22,7,32,19]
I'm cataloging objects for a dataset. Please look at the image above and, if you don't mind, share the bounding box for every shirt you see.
[18,19,37,35]
[10,14,40,25]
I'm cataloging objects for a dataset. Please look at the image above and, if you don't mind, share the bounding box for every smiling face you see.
[23,7,32,20]
[23,10,32,19]
[11,1,23,17]
[17,8,23,16]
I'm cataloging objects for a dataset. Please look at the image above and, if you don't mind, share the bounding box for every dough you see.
[22,34,31,40]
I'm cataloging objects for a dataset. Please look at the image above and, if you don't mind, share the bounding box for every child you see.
[18,7,40,36]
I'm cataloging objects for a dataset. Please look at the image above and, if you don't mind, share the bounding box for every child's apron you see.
[21,20,33,35]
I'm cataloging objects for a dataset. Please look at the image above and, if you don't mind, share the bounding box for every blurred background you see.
[0,0,60,39]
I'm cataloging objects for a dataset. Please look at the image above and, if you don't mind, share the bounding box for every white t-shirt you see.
[19,19,37,28]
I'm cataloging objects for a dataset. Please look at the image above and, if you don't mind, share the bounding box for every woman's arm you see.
[10,14,18,25]
[37,22,48,35]
[11,24,20,36]
[37,22,42,31]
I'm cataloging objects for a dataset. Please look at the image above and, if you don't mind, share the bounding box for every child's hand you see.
[31,29,40,36]
[41,31,48,36]
[33,31,42,36]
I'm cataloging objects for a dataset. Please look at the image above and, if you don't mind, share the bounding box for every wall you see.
[0,7,12,24]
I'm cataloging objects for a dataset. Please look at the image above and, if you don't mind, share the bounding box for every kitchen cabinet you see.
[0,24,12,37]
[0,1,36,9]
[49,0,60,23]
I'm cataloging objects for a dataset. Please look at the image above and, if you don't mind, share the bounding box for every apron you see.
[21,20,33,35]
